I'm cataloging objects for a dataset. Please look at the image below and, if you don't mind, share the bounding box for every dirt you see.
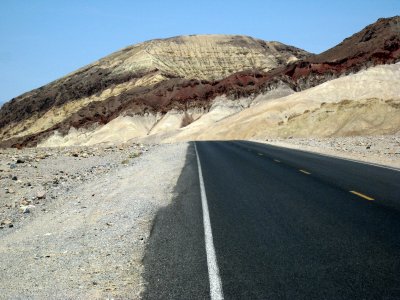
[0,142,188,299]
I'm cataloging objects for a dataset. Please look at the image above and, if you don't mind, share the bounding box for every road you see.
[143,141,400,299]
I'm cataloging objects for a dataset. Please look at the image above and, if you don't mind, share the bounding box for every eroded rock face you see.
[113,35,308,81]
[177,63,400,142]
[266,16,400,89]
[0,35,309,146]
[0,16,399,147]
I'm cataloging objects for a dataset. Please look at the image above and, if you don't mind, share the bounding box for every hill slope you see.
[158,63,400,142]
[0,16,399,147]
[0,35,308,147]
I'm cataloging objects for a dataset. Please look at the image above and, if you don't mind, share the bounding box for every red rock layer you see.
[1,16,399,148]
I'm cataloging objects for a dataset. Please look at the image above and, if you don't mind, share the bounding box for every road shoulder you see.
[142,143,210,299]
[256,135,400,169]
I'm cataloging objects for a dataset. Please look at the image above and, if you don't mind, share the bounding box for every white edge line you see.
[194,142,224,300]
[247,141,400,172]
[317,152,400,172]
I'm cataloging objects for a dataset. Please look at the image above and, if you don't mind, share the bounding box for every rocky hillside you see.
[208,16,400,98]
[0,16,399,147]
[162,63,400,142]
[270,16,400,90]
[0,35,308,147]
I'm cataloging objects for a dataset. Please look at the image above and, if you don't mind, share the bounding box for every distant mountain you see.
[270,15,400,89]
[163,63,400,142]
[210,15,400,97]
[0,35,308,147]
[0,16,399,147]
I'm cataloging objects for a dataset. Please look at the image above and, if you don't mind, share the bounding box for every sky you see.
[0,0,399,104]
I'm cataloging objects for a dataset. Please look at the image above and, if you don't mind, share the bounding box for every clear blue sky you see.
[0,0,398,103]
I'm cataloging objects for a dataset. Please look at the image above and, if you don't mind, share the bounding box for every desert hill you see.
[155,63,400,143]
[0,35,309,147]
[0,16,399,147]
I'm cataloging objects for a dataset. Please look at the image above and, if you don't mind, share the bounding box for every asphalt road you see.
[143,141,400,299]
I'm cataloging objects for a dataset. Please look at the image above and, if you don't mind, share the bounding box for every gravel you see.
[0,142,188,299]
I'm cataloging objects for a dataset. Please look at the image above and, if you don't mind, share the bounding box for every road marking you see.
[318,152,400,172]
[250,141,400,172]
[258,153,264,156]
[274,159,281,163]
[299,169,311,175]
[194,143,224,300]
[350,190,375,201]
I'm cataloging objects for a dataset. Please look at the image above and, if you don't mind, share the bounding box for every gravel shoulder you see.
[257,134,400,169]
[0,142,188,299]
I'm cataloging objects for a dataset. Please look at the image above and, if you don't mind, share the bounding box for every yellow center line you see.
[299,169,311,175]
[274,159,281,163]
[258,153,264,156]
[350,191,375,201]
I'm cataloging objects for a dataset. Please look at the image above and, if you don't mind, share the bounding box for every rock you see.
[129,150,142,158]
[16,158,25,164]
[9,163,17,169]
[11,175,17,181]
[37,191,46,199]
[37,153,50,160]
[1,219,12,226]
[20,199,30,206]
[1,219,13,228]
[19,205,33,213]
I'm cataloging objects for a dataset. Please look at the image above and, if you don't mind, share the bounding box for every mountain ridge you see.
[0,34,309,147]
[0,16,399,147]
